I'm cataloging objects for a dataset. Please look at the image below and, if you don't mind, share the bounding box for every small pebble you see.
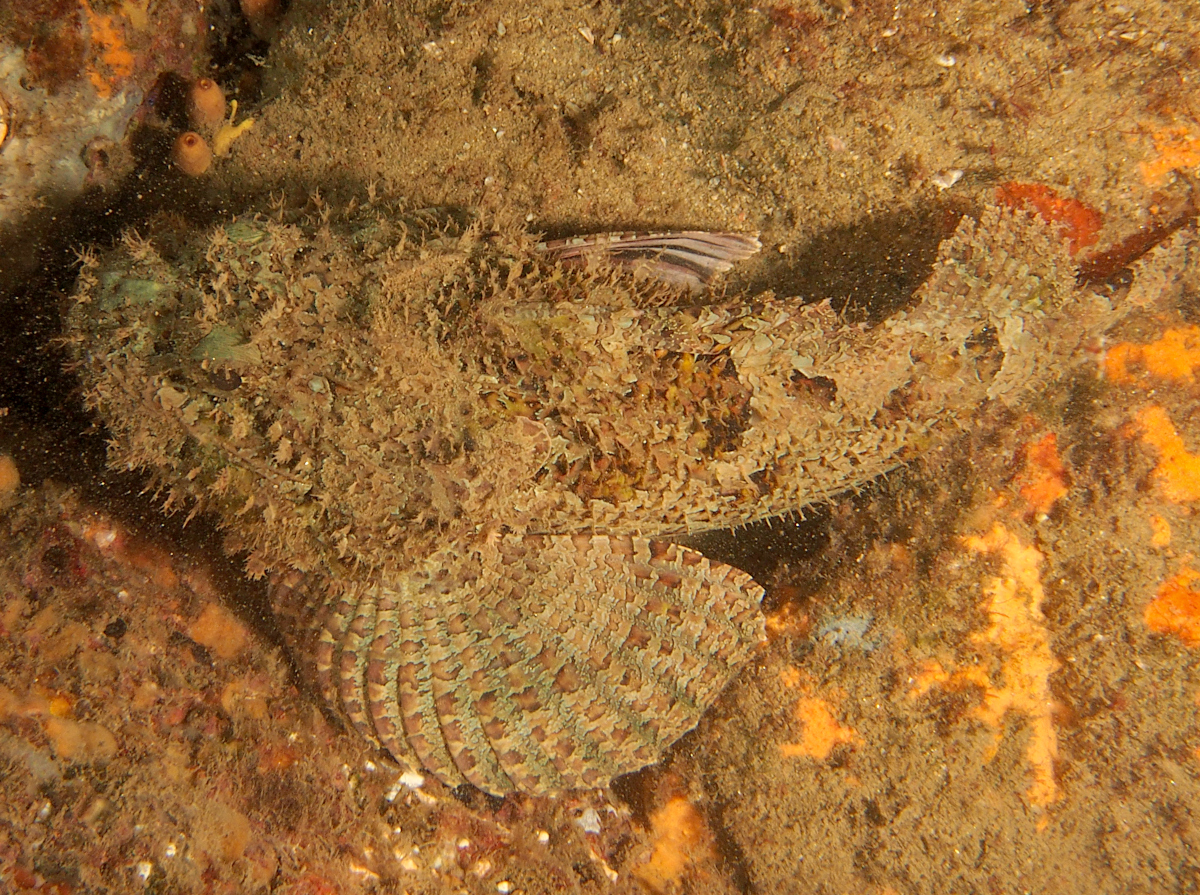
[932,169,964,190]
[576,807,601,835]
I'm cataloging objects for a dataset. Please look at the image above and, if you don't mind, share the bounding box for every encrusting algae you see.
[65,203,1134,797]
[779,694,860,761]
[965,524,1061,811]
[1017,431,1070,518]
[631,793,717,893]
[1104,325,1200,385]
[777,662,861,761]
[1135,407,1200,504]
[906,517,1062,815]
[1092,233,1200,657]
[1139,125,1200,187]
[1145,567,1200,646]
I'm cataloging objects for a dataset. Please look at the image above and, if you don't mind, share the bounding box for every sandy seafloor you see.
[3,0,1200,892]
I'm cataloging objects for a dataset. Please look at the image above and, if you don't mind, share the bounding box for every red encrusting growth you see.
[996,183,1103,255]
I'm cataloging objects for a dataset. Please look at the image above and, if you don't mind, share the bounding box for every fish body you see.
[67,206,1117,794]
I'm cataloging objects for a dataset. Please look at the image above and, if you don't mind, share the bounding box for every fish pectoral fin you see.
[312,534,765,796]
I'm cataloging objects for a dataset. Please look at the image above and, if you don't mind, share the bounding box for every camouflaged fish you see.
[65,205,1119,795]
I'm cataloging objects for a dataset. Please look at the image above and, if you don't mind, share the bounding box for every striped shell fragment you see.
[66,207,1119,795]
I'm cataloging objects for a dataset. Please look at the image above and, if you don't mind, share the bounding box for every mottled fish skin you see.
[66,207,1121,795]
